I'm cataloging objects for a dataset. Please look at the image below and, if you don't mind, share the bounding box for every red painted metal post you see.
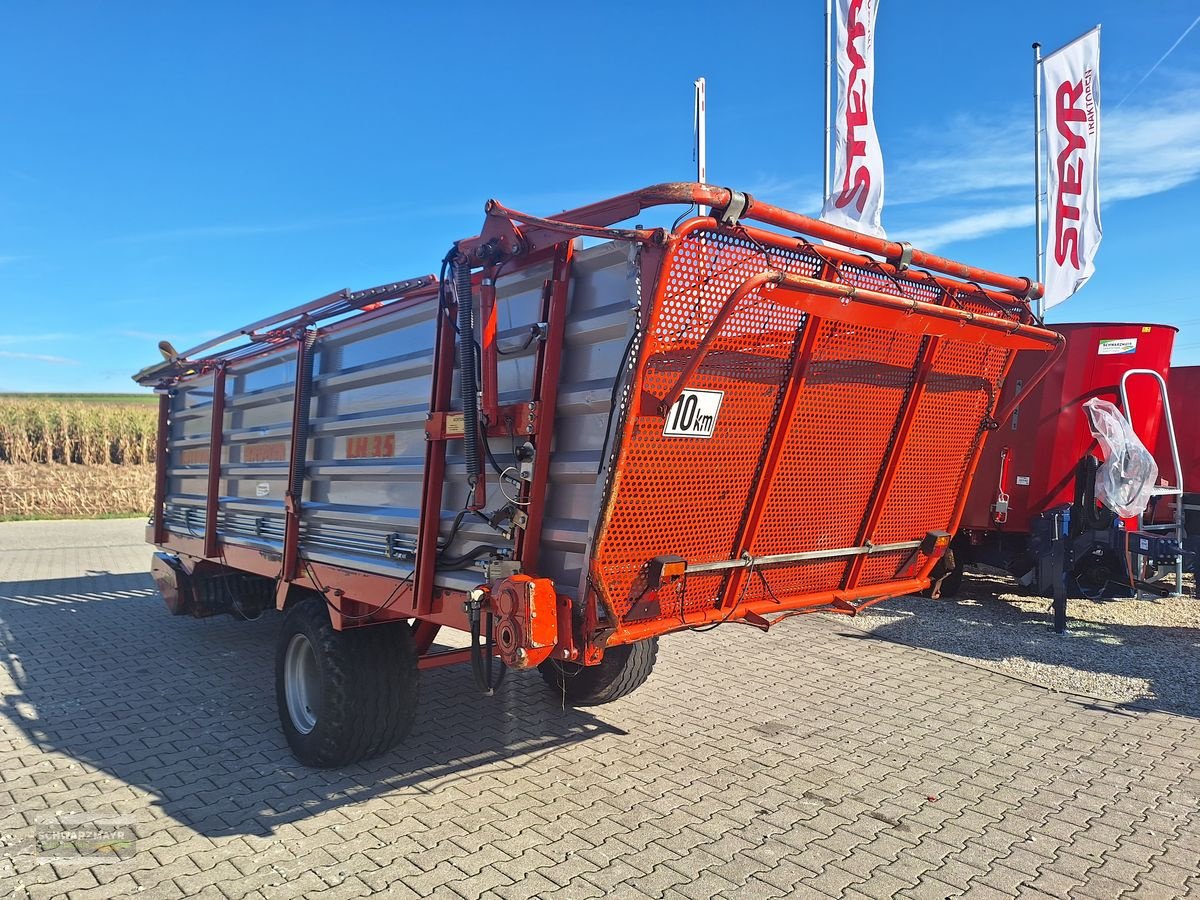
[415,294,459,617]
[411,619,441,655]
[152,392,170,545]
[719,317,825,610]
[281,334,315,581]
[516,242,574,574]
[842,337,942,590]
[203,366,227,558]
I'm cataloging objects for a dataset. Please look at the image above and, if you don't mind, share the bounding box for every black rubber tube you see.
[455,258,480,489]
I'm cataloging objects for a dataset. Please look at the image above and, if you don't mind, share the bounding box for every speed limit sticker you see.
[663,389,724,439]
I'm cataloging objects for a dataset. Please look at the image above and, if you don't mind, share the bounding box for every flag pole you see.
[694,77,707,216]
[824,0,833,204]
[1033,41,1044,319]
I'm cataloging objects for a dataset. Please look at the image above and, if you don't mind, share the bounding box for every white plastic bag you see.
[1082,397,1159,518]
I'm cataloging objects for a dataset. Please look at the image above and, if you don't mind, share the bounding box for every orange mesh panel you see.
[589,225,1026,626]
[739,322,922,603]
[589,229,818,619]
[855,341,1010,587]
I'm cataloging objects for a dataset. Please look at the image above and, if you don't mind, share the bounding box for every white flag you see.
[821,0,885,238]
[1043,27,1102,308]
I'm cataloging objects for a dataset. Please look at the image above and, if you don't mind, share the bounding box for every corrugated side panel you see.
[163,349,298,550]
[161,240,639,595]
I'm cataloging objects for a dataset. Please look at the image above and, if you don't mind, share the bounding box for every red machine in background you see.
[1165,364,1200,543]
[1164,365,1200,489]
[948,323,1186,600]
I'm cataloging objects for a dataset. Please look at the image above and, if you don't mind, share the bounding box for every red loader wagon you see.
[133,184,1062,767]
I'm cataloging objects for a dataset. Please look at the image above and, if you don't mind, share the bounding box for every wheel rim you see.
[284,633,320,734]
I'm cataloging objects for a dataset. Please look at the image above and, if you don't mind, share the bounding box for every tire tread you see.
[275,596,418,767]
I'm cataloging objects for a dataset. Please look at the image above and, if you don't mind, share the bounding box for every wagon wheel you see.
[275,595,419,767]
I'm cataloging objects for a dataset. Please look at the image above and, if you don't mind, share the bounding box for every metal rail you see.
[133,274,438,386]
[463,183,1042,299]
[657,269,1064,421]
[686,540,925,574]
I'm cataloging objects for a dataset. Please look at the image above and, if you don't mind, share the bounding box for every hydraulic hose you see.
[468,596,507,696]
[455,255,481,492]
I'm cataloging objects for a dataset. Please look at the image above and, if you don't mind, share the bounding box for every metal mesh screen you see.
[588,226,1026,625]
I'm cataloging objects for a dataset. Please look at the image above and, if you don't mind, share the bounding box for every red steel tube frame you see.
[414,293,460,617]
[658,269,1062,419]
[461,183,1041,299]
[479,267,500,421]
[281,334,314,583]
[609,577,934,646]
[514,242,574,574]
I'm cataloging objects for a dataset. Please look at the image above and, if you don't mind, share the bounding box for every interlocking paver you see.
[1,519,1199,900]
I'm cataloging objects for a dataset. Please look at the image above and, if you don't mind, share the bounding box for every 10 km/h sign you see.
[663,389,724,439]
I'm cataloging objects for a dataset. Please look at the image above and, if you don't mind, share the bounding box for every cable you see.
[437,249,458,334]
[596,328,640,474]
[480,423,507,476]
[223,574,265,621]
[305,559,413,622]
[499,467,530,507]
[436,544,503,571]
[690,560,757,633]
[439,504,483,552]
[496,326,541,356]
[468,596,507,696]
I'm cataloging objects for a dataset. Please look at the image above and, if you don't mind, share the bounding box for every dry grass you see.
[0,398,157,519]
[0,398,156,465]
[0,463,154,519]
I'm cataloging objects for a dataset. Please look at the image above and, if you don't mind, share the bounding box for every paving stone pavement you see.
[0,518,1198,900]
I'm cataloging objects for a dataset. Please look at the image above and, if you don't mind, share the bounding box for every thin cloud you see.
[741,175,824,213]
[0,333,74,346]
[1113,14,1200,110]
[887,79,1200,250]
[903,205,1033,250]
[100,190,597,246]
[104,212,403,244]
[0,350,78,366]
[114,329,166,341]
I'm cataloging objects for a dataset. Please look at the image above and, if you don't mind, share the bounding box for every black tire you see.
[538,638,658,705]
[274,595,419,767]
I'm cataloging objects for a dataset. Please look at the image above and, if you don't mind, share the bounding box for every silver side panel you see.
[162,240,639,595]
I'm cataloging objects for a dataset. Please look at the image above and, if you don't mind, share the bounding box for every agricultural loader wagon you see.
[134,183,1061,767]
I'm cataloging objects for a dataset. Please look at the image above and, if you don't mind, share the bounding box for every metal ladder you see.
[1119,369,1185,598]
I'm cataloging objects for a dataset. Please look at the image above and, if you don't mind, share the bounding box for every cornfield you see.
[0,463,154,519]
[0,398,157,519]
[0,399,156,465]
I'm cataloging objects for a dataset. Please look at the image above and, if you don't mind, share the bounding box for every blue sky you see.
[2,1,1199,392]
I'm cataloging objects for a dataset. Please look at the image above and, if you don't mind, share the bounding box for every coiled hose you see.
[455,257,481,491]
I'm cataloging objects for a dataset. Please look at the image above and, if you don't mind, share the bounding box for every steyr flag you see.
[822,0,885,238]
[1043,27,1101,308]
